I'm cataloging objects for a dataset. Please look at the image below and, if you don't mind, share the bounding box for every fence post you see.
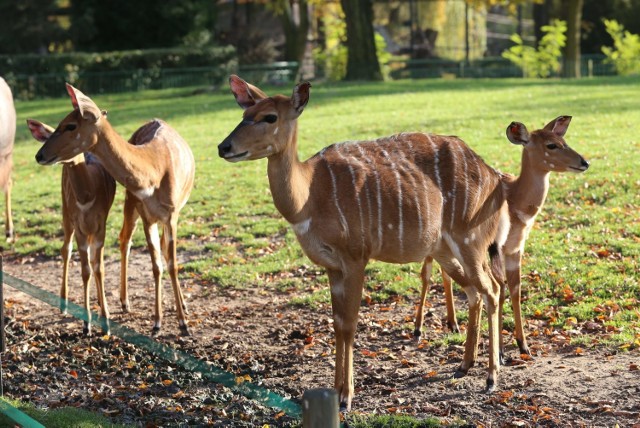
[302,388,339,428]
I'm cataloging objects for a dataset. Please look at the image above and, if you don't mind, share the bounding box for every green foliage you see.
[0,0,64,54]
[346,413,441,427]
[0,46,236,99]
[602,19,640,76]
[313,9,348,81]
[502,19,567,78]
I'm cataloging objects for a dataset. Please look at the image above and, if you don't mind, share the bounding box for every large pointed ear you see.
[65,83,101,122]
[290,82,311,118]
[26,119,54,143]
[543,115,571,137]
[229,75,267,109]
[506,121,530,145]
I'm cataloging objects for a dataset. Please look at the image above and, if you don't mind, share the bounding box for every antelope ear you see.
[26,119,54,143]
[290,82,311,118]
[506,121,530,145]
[66,83,101,122]
[543,115,571,137]
[229,75,267,109]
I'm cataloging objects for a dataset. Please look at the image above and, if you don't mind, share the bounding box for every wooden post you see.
[302,388,339,428]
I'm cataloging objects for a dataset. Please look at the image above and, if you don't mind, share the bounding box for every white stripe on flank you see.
[335,145,365,252]
[356,144,383,253]
[395,141,424,242]
[381,148,404,253]
[457,143,469,222]
[448,142,457,230]
[468,153,482,221]
[426,134,444,226]
[322,152,349,235]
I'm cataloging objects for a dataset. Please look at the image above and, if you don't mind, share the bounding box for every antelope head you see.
[506,116,590,173]
[218,75,311,162]
[35,83,106,165]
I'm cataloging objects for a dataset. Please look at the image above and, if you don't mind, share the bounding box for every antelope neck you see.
[65,158,95,205]
[91,121,155,190]
[510,149,550,212]
[266,127,312,224]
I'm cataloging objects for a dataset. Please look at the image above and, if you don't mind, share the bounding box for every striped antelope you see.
[415,116,589,359]
[35,84,195,337]
[28,119,116,335]
[218,75,510,409]
[0,77,15,244]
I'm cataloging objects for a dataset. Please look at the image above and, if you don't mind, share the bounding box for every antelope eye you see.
[263,115,277,124]
[546,143,558,150]
[65,124,77,131]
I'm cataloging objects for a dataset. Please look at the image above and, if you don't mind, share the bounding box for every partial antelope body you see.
[35,84,195,337]
[415,116,589,359]
[0,77,16,244]
[218,75,509,409]
[28,119,116,335]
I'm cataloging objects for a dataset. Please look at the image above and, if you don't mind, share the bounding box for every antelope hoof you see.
[447,321,460,334]
[485,378,496,394]
[179,323,192,337]
[453,368,468,379]
[121,302,131,313]
[499,351,506,366]
[413,328,422,339]
[151,326,161,337]
[101,319,111,336]
[60,303,68,315]
[516,339,532,357]
[83,322,92,336]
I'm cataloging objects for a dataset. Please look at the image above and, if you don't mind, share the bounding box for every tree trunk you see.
[563,0,583,78]
[280,0,310,64]
[533,0,552,48]
[340,0,382,81]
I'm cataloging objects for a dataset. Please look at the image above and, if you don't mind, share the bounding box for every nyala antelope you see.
[415,116,589,360]
[28,119,116,335]
[218,75,511,409]
[0,77,15,244]
[35,84,195,337]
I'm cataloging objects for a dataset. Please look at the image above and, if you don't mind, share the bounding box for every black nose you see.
[35,151,44,163]
[581,157,590,170]
[218,139,232,158]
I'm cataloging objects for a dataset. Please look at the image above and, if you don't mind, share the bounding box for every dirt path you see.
[2,250,639,427]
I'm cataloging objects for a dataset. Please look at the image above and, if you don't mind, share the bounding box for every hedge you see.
[0,46,237,99]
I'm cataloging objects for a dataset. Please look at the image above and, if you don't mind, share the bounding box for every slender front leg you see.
[77,238,92,335]
[60,229,74,315]
[327,263,365,411]
[4,179,13,243]
[442,270,459,333]
[414,257,433,338]
[505,251,530,356]
[164,219,190,336]
[143,221,164,337]
[91,240,110,335]
[484,268,501,392]
[118,193,138,313]
[455,286,482,378]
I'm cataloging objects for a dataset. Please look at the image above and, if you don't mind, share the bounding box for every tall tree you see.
[340,0,382,81]
[0,0,64,54]
[272,0,310,64]
[563,0,584,77]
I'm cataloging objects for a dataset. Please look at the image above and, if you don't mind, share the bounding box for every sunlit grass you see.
[7,76,640,354]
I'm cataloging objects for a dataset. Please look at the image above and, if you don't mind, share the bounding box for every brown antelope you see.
[0,77,15,244]
[414,116,589,359]
[35,84,195,337]
[218,75,510,409]
[28,119,116,335]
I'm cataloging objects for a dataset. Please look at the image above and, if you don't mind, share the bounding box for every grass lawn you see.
[5,75,640,424]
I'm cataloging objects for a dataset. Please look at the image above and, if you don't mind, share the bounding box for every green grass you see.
[5,76,640,425]
[0,397,127,428]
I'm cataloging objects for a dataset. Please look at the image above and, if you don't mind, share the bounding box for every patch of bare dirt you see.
[2,249,639,427]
